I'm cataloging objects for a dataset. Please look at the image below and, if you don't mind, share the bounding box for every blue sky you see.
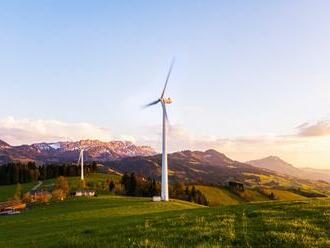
[1,1,330,168]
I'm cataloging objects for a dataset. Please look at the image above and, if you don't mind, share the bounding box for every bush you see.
[54,176,69,196]
[52,189,65,201]
[22,192,32,203]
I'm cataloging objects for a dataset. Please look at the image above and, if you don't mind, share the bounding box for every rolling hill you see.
[107,149,274,184]
[106,150,330,194]
[247,156,330,182]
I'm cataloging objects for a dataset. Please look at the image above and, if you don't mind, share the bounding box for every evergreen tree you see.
[121,172,130,194]
[109,180,115,192]
[128,173,137,196]
[190,186,197,202]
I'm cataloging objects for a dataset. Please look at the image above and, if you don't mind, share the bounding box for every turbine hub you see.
[160,97,173,104]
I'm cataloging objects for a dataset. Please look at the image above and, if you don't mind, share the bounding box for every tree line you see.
[120,172,208,206]
[0,162,98,185]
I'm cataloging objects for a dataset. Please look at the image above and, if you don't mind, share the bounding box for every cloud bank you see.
[0,116,111,145]
[1,116,330,168]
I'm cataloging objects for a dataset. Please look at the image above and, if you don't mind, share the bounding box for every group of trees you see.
[173,183,208,206]
[120,173,208,206]
[121,173,159,197]
[0,162,39,185]
[0,162,98,185]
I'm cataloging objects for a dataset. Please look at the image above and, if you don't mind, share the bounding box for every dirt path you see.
[31,181,43,191]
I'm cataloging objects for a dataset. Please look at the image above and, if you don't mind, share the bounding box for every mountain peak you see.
[264,155,288,163]
[247,156,298,175]
[0,139,11,148]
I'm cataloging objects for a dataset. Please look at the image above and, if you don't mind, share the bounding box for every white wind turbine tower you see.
[77,149,84,180]
[144,60,174,201]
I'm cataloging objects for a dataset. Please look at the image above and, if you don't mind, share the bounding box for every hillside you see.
[0,195,329,247]
[194,185,308,206]
[247,156,330,182]
[107,150,330,194]
[262,188,307,201]
[0,139,155,165]
[195,185,243,206]
[107,149,274,184]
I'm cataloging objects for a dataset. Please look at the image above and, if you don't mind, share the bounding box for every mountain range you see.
[0,139,155,165]
[1,138,329,186]
[247,156,330,183]
[106,149,330,194]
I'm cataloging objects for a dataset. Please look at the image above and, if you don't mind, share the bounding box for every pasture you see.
[0,194,329,247]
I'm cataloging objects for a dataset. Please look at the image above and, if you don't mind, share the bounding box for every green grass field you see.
[195,185,243,206]
[0,173,120,202]
[196,185,273,206]
[40,173,121,192]
[0,195,329,247]
[263,189,307,201]
[0,182,39,202]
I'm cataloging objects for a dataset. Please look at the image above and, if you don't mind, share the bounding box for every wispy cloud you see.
[0,116,112,145]
[296,120,330,137]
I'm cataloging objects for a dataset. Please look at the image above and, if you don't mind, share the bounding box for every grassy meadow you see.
[1,174,329,247]
[0,195,329,247]
[194,185,307,207]
[0,182,39,202]
[39,173,121,192]
[0,173,121,202]
[195,185,243,206]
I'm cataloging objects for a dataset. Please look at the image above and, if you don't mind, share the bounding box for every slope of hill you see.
[0,139,155,165]
[107,150,330,194]
[107,149,274,185]
[262,189,307,201]
[247,156,330,182]
[0,195,329,247]
[247,156,300,175]
[195,185,243,206]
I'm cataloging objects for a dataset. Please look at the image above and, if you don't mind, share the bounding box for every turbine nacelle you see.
[160,97,173,104]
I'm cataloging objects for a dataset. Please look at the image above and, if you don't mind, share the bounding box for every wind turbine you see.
[77,149,84,180]
[144,60,174,201]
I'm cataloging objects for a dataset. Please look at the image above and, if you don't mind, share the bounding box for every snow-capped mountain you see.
[0,139,156,164]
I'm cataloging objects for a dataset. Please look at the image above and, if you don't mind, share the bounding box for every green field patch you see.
[0,182,38,202]
[195,185,243,206]
[263,189,307,201]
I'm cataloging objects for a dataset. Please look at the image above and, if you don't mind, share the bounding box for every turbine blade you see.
[161,58,175,98]
[143,99,160,108]
[77,154,81,166]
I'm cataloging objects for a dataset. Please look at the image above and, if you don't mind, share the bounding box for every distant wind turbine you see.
[77,149,84,180]
[144,60,174,201]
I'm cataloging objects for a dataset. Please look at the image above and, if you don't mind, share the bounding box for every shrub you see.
[54,176,69,196]
[52,189,65,201]
[22,192,32,203]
